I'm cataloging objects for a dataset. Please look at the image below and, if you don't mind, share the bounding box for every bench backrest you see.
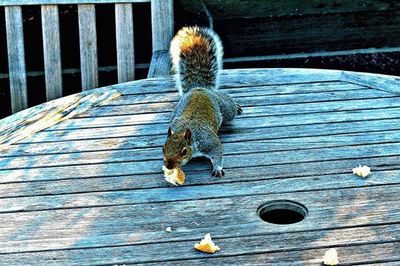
[1,0,173,113]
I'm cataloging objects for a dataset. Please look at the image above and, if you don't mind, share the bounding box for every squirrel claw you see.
[237,104,243,115]
[212,169,225,178]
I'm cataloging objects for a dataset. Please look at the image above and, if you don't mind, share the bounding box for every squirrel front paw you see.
[237,104,243,115]
[212,168,225,178]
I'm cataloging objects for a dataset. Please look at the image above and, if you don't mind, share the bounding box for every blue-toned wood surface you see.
[0,68,399,265]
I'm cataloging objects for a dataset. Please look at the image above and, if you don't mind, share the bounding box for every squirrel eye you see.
[181,147,188,157]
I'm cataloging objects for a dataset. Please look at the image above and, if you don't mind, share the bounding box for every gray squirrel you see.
[162,26,242,177]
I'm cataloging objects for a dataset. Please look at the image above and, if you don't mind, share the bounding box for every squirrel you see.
[162,26,242,177]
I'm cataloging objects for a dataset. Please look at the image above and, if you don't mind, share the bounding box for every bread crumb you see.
[163,165,186,185]
[194,233,220,254]
[323,248,339,265]
[352,165,371,178]
[165,226,172,232]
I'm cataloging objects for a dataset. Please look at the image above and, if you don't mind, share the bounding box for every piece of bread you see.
[352,165,371,178]
[163,166,186,185]
[323,248,339,265]
[194,233,220,254]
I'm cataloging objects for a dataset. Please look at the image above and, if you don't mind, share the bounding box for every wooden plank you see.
[117,91,400,117]
[224,47,400,65]
[5,6,28,113]
[5,115,400,157]
[2,139,400,186]
[76,84,392,107]
[1,140,400,183]
[114,68,344,95]
[0,229,399,264]
[3,173,399,213]
[202,0,400,20]
[147,50,170,78]
[145,242,399,265]
[6,117,400,159]
[151,0,173,52]
[19,99,400,142]
[0,0,151,5]
[80,92,398,118]
[0,186,398,255]
[0,87,121,149]
[78,4,98,90]
[0,154,398,197]
[48,102,400,131]
[341,70,400,95]
[115,3,135,83]
[109,80,363,102]
[212,10,400,57]
[46,90,398,129]
[41,5,63,101]
[4,127,400,170]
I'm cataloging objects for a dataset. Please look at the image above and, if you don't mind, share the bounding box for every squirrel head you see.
[163,128,193,169]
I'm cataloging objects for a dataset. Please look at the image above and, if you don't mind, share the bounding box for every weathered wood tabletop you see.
[0,68,399,265]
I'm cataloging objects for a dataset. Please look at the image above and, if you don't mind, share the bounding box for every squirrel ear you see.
[184,128,192,144]
[168,127,173,136]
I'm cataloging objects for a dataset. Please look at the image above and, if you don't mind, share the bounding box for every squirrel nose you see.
[164,159,175,170]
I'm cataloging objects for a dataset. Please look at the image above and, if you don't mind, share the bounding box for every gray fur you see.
[169,88,237,175]
[165,27,239,177]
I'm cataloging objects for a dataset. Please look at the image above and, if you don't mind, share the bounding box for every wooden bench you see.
[1,0,173,114]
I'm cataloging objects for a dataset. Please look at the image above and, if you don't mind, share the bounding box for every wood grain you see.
[3,129,400,170]
[148,50,171,78]
[78,4,98,90]
[341,70,400,95]
[80,93,398,118]
[145,242,399,265]
[151,0,173,52]
[213,10,400,57]
[115,68,344,95]
[47,90,398,130]
[0,186,398,257]
[115,3,135,82]
[202,0,400,20]
[0,162,399,211]
[1,140,400,183]
[0,87,120,149]
[7,117,400,156]
[41,5,63,101]
[0,68,399,264]
[5,6,28,113]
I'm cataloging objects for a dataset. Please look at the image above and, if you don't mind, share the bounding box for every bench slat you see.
[5,6,28,113]
[0,0,151,5]
[41,5,63,101]
[148,50,170,78]
[115,3,135,82]
[151,0,173,52]
[78,4,98,90]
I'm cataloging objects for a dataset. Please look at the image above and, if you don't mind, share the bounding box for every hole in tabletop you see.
[257,200,308,225]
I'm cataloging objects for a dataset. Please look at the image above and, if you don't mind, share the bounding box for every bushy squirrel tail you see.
[170,26,223,95]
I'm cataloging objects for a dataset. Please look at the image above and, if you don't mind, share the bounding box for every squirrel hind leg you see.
[212,91,239,122]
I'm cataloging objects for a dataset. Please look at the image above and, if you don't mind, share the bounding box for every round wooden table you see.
[0,68,399,264]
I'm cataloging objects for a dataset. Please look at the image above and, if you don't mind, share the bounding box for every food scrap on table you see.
[352,165,371,178]
[323,248,339,265]
[163,165,186,185]
[194,233,220,254]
